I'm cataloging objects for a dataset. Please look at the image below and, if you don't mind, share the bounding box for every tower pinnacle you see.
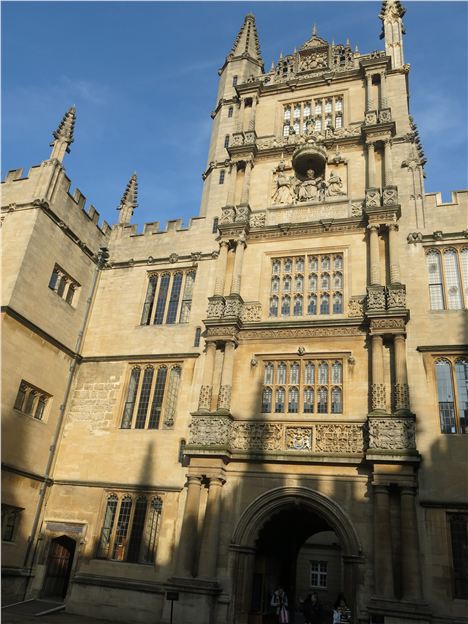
[227,13,263,68]
[379,0,406,68]
[50,106,76,162]
[117,173,138,225]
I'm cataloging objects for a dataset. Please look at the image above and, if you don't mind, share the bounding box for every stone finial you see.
[117,173,138,225]
[379,0,406,21]
[379,0,406,68]
[50,106,76,162]
[227,13,263,68]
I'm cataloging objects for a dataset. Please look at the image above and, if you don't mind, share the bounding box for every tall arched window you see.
[304,387,314,413]
[332,361,342,384]
[141,276,158,325]
[270,296,279,317]
[320,294,330,314]
[436,359,456,433]
[333,292,343,314]
[164,366,182,426]
[293,295,303,316]
[277,363,287,384]
[122,367,141,428]
[135,367,154,429]
[166,273,183,323]
[308,295,317,315]
[331,387,342,413]
[282,296,291,316]
[443,249,462,309]
[319,362,329,384]
[264,363,274,384]
[305,362,315,384]
[290,363,300,384]
[262,387,272,413]
[426,248,467,310]
[148,366,168,429]
[288,387,299,413]
[318,387,328,413]
[275,388,285,413]
[154,274,170,324]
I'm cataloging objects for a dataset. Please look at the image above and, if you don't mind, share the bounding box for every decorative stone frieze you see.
[219,205,251,227]
[235,204,251,224]
[240,302,262,322]
[217,385,232,411]
[368,417,416,450]
[387,284,406,310]
[371,383,387,411]
[351,201,364,216]
[365,188,381,208]
[315,424,364,454]
[370,317,406,331]
[378,109,392,123]
[241,326,365,340]
[382,185,398,206]
[224,295,243,318]
[249,211,266,228]
[366,286,386,312]
[230,423,283,451]
[393,383,410,412]
[365,111,378,125]
[286,427,312,451]
[207,296,225,319]
[198,385,212,411]
[348,296,366,317]
[189,414,231,446]
[220,206,236,224]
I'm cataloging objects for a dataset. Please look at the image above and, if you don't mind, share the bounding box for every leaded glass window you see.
[269,253,344,318]
[435,356,468,434]
[13,380,50,421]
[425,248,467,310]
[141,270,196,325]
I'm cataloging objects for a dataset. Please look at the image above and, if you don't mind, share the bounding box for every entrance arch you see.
[229,486,362,624]
[42,535,76,599]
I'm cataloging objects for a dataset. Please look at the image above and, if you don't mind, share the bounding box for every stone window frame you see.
[310,559,328,588]
[48,263,81,307]
[2,504,24,542]
[267,251,346,320]
[281,93,345,137]
[140,269,196,326]
[120,362,183,430]
[447,512,468,599]
[95,491,164,565]
[433,355,468,435]
[424,246,468,311]
[219,169,226,185]
[260,356,345,417]
[13,379,51,422]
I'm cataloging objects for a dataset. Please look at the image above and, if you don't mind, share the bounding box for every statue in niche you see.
[272,161,295,205]
[326,171,346,197]
[296,169,325,202]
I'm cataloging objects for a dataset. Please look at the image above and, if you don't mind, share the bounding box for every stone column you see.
[394,334,410,411]
[379,72,388,109]
[214,241,229,296]
[366,74,373,111]
[371,334,386,411]
[238,98,246,132]
[400,486,423,600]
[227,163,238,206]
[384,139,393,186]
[230,238,246,295]
[198,341,217,411]
[240,161,253,205]
[373,484,394,598]
[198,477,224,578]
[175,475,203,577]
[366,140,376,188]
[388,223,401,284]
[218,341,236,411]
[368,225,381,286]
[249,97,257,130]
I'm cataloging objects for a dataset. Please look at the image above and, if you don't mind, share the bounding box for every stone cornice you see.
[416,345,468,353]
[80,352,200,363]
[107,251,217,270]
[247,216,365,241]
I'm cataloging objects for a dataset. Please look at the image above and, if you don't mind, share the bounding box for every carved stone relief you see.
[371,383,387,411]
[230,423,283,451]
[217,385,232,411]
[348,296,366,317]
[198,385,212,411]
[366,286,386,312]
[368,417,416,450]
[315,424,364,454]
[286,427,312,451]
[189,415,230,446]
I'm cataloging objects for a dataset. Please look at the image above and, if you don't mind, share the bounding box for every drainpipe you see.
[22,246,109,592]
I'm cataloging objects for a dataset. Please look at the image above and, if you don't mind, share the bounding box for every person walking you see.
[302,591,322,624]
[271,586,289,624]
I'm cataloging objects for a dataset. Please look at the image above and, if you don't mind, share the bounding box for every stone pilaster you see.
[175,475,203,577]
[227,163,238,206]
[400,486,423,600]
[198,341,217,411]
[366,140,376,188]
[230,237,246,295]
[373,484,394,598]
[214,241,229,296]
[240,161,253,205]
[384,138,393,186]
[387,223,401,284]
[394,334,410,412]
[217,341,236,411]
[198,477,225,578]
[371,334,386,411]
[368,224,381,286]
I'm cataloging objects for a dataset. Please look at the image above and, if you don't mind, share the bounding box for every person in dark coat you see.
[302,591,322,624]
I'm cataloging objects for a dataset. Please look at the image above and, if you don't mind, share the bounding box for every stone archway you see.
[229,486,363,624]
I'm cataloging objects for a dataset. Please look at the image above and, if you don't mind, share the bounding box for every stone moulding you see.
[188,416,365,456]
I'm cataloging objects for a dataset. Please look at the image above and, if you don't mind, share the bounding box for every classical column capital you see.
[208,476,226,488]
[373,483,390,495]
[400,485,417,497]
[186,474,203,486]
[367,223,379,232]
[366,139,376,148]
[388,222,399,232]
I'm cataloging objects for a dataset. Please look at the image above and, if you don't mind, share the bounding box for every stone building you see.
[2,2,467,624]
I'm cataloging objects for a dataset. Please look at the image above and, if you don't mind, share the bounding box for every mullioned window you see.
[141,270,196,325]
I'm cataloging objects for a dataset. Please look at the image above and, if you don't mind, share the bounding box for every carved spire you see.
[379,0,406,68]
[117,173,138,225]
[227,14,263,67]
[50,106,76,162]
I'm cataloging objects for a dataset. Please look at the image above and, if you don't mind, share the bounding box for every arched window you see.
[426,250,444,310]
[57,275,67,297]
[112,496,133,560]
[305,362,315,384]
[321,256,330,270]
[148,366,168,429]
[34,395,47,420]
[309,256,318,272]
[284,258,292,273]
[275,387,285,413]
[194,327,202,347]
[180,271,195,323]
[295,275,304,292]
[154,274,170,324]
[290,363,300,384]
[284,107,291,121]
[288,387,299,413]
[436,359,456,433]
[141,275,158,325]
[164,366,181,427]
[318,387,328,413]
[135,367,154,429]
[264,363,274,385]
[321,273,330,290]
[443,249,462,309]
[24,390,36,415]
[331,387,342,413]
[219,170,225,184]
[48,268,60,290]
[333,292,343,314]
[308,295,317,315]
[277,363,287,384]
[224,135,230,148]
[122,367,141,428]
[333,272,343,289]
[97,494,118,558]
[304,387,314,413]
[228,106,234,118]
[293,295,303,316]
[296,257,305,272]
[271,276,280,293]
[14,383,27,411]
[319,362,329,384]
[272,260,281,275]
[269,296,279,317]
[65,284,76,305]
[332,361,342,384]
[127,497,148,563]
[166,273,183,324]
[144,498,163,563]
[309,273,318,292]
[284,276,291,292]
[262,387,272,413]
[320,294,330,314]
[282,295,291,317]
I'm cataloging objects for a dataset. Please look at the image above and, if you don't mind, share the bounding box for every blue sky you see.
[2,1,467,229]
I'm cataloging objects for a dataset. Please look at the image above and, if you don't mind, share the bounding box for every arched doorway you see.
[229,487,362,624]
[42,535,76,599]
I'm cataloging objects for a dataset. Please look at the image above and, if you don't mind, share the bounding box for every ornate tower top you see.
[227,13,263,68]
[49,106,76,162]
[379,0,406,68]
[117,173,138,225]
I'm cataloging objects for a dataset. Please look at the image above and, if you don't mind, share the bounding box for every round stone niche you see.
[292,144,327,180]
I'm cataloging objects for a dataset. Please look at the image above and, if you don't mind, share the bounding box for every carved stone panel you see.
[315,424,364,454]
[230,423,283,451]
[368,417,416,450]
[189,414,231,446]
[285,427,312,451]
[366,286,386,312]
[240,302,262,322]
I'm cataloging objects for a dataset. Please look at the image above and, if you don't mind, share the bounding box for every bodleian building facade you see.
[1,2,467,624]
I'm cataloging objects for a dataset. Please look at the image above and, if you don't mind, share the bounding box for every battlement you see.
[424,190,468,211]
[423,190,468,233]
[1,160,111,242]
[114,216,208,238]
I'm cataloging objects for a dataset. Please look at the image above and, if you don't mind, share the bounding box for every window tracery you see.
[425,247,467,310]
[48,264,80,306]
[282,96,344,137]
[13,380,50,421]
[435,356,468,434]
[141,270,196,325]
